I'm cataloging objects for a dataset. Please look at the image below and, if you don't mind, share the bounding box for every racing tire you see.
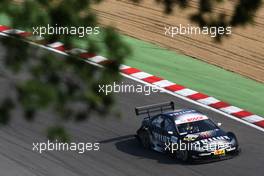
[227,132,240,154]
[176,150,189,162]
[227,132,238,146]
[138,130,151,149]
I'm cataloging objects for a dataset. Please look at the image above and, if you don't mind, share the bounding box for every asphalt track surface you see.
[0,37,264,176]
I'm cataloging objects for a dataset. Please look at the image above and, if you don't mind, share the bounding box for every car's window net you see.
[164,119,175,132]
[177,119,218,134]
[151,115,164,128]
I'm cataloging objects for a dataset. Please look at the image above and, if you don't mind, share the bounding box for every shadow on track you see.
[99,135,181,165]
[99,135,239,165]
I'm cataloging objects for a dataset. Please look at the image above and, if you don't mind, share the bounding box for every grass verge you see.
[1,15,263,117]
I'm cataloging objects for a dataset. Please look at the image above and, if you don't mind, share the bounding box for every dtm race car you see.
[136,101,240,162]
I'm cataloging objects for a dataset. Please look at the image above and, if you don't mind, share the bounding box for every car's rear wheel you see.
[138,130,151,149]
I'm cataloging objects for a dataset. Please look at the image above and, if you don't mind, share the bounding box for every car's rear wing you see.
[135,101,175,117]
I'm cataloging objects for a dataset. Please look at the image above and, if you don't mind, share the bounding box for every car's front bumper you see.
[189,147,240,161]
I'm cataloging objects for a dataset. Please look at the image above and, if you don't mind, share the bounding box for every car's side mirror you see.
[168,131,174,135]
[217,123,222,127]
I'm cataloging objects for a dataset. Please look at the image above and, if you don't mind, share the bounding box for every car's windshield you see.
[177,119,218,135]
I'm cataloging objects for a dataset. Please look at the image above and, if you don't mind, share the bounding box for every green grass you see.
[0,14,11,26]
[1,16,263,117]
[85,32,264,117]
[121,36,264,117]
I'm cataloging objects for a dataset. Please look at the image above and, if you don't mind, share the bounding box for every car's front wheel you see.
[227,132,240,154]
[176,150,189,162]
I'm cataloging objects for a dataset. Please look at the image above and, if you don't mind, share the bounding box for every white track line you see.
[1,32,263,133]
[121,74,264,133]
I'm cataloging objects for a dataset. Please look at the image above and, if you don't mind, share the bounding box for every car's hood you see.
[182,129,230,144]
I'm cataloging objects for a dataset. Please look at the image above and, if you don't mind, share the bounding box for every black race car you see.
[135,101,240,162]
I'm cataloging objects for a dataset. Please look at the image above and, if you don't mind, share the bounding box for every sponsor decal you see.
[175,114,208,124]
[199,131,212,138]
[153,132,170,143]
[194,135,230,145]
[183,134,199,141]
[186,116,205,122]
[214,149,226,155]
[169,110,196,116]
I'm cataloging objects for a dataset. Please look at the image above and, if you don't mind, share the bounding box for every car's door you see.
[149,115,165,147]
[161,118,178,149]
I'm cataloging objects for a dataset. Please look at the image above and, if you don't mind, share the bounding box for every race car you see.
[135,101,240,162]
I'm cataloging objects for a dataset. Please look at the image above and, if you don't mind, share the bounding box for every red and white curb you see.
[1,25,264,130]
